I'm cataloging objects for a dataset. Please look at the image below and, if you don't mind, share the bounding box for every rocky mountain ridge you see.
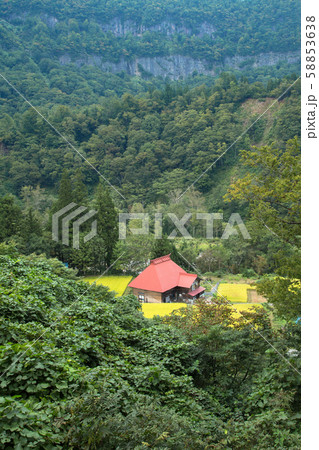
[59,51,300,80]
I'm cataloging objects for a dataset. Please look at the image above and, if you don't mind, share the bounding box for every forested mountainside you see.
[1,0,300,80]
[0,0,301,280]
[0,74,300,205]
[0,74,301,280]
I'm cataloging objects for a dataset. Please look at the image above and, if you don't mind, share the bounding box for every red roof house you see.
[128,254,205,303]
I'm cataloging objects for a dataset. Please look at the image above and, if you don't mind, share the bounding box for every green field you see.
[83,275,132,297]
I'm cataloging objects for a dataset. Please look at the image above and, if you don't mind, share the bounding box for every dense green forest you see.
[0,74,300,201]
[0,75,300,279]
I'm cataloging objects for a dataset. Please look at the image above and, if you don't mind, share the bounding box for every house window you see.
[138,293,145,302]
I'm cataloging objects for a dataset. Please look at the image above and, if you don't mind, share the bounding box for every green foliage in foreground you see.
[0,245,300,448]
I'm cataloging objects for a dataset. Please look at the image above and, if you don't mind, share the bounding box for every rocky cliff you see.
[4,8,300,81]
[99,17,215,37]
[59,51,300,80]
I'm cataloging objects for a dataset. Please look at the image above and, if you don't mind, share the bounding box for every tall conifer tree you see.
[95,183,118,268]
[73,168,88,205]
[55,170,73,211]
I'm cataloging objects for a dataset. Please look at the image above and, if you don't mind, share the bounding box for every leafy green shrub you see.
[241,268,257,278]
[212,269,226,278]
[0,319,47,345]
[203,271,215,279]
[66,391,223,449]
[0,397,64,449]
[0,343,86,400]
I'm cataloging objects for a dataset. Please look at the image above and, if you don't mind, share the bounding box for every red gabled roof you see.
[128,254,197,293]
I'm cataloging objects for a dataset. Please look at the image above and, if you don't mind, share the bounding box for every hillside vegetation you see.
[0,245,300,448]
[0,74,300,203]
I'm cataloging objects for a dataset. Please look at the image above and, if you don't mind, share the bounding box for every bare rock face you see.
[135,56,213,78]
[6,13,300,79]
[59,51,300,80]
[99,18,215,37]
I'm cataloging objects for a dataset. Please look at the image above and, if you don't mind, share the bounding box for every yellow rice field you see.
[142,303,186,318]
[141,302,262,319]
[217,283,253,302]
[83,275,132,297]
